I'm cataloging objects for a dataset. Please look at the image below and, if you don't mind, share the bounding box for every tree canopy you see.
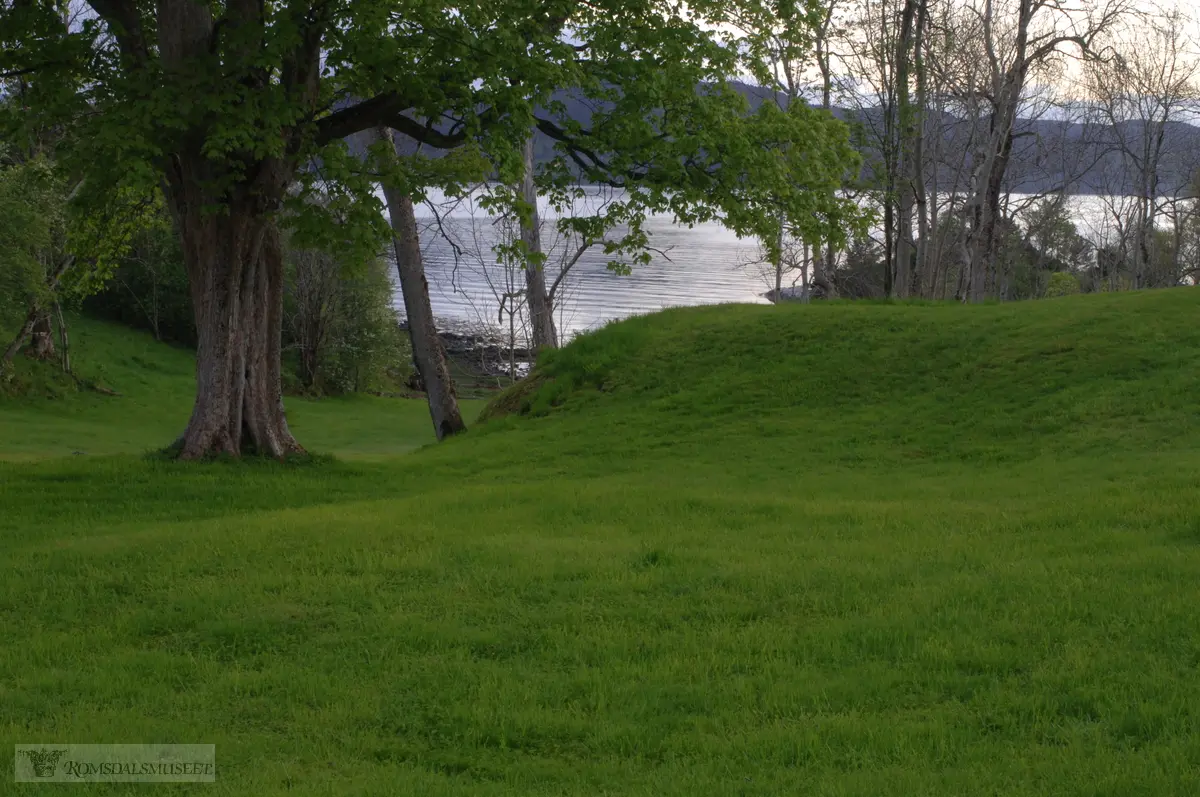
[3,0,859,240]
[1,0,863,457]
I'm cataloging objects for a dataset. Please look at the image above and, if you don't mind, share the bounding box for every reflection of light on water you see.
[398,217,769,338]
[388,190,1127,339]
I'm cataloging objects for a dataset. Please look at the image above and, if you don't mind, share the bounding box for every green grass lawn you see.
[2,291,1200,795]
[0,316,485,460]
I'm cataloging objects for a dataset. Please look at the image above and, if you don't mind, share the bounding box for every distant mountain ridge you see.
[729,82,1200,197]
[382,82,1200,197]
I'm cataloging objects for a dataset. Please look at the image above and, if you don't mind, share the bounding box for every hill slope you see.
[480,288,1200,464]
[2,292,1199,796]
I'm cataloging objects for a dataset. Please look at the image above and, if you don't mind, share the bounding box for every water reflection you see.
[400,190,773,339]
[388,189,1121,339]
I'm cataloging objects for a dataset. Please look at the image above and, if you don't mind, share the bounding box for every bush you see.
[0,157,63,336]
[83,220,196,346]
[1044,271,1081,298]
[84,211,409,394]
[315,256,411,395]
[282,240,410,395]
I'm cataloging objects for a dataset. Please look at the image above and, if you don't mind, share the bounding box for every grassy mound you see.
[2,292,1200,795]
[481,289,1200,463]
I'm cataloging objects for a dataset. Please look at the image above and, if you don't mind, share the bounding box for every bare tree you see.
[955,0,1129,301]
[420,184,608,381]
[1086,6,1200,287]
[281,241,340,390]
[809,0,844,297]
[838,0,904,295]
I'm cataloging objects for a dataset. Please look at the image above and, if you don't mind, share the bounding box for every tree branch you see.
[86,0,149,67]
[315,93,473,147]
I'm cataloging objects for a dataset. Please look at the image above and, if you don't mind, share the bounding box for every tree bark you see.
[912,0,930,297]
[773,252,784,303]
[811,10,839,300]
[2,309,38,370]
[28,310,56,361]
[883,201,895,297]
[1,252,75,370]
[893,0,919,299]
[55,301,70,374]
[970,100,1019,302]
[771,214,785,302]
[376,128,466,441]
[164,159,303,460]
[520,134,558,350]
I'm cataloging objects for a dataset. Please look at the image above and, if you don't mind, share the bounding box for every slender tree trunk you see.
[1133,187,1149,288]
[977,125,1017,302]
[883,202,896,297]
[966,87,1019,303]
[801,240,811,301]
[1138,141,1163,287]
[893,0,919,299]
[376,129,465,440]
[968,197,992,302]
[895,188,914,298]
[773,216,785,302]
[299,342,319,390]
[1170,203,1185,284]
[912,0,930,297]
[811,33,838,300]
[2,309,38,369]
[55,302,70,374]
[0,257,70,369]
[520,135,558,350]
[928,102,943,298]
[508,309,516,380]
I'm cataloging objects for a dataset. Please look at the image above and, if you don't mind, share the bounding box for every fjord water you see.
[393,189,1116,338]
[414,215,771,338]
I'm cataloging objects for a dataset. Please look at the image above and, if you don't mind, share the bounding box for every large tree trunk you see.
[165,165,303,460]
[377,129,465,441]
[520,134,558,350]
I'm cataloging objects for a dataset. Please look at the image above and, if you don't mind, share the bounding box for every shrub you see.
[0,157,63,337]
[1045,271,1081,298]
[84,219,196,346]
[282,239,410,395]
[85,212,409,394]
